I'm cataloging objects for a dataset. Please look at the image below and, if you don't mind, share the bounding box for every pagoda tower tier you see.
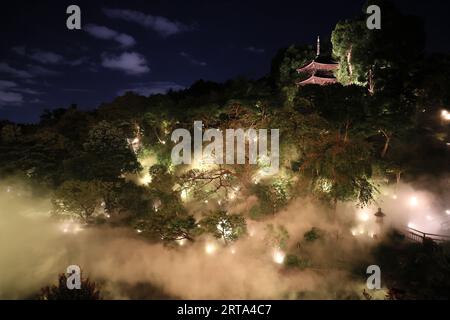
[296,36,339,87]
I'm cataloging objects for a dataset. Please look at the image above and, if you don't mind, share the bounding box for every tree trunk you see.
[380,129,391,159]
[396,171,402,185]
[331,198,338,222]
[368,66,375,95]
[347,46,353,77]
[381,136,391,158]
[343,119,350,143]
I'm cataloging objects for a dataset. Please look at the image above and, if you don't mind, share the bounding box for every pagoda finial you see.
[316,36,320,57]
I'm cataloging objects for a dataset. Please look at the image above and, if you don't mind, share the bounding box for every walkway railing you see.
[404,227,450,244]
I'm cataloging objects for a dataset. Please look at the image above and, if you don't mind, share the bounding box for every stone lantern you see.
[374,208,386,225]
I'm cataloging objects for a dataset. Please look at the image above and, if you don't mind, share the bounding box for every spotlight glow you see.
[409,196,418,207]
[205,243,216,255]
[139,173,152,185]
[357,210,370,222]
[272,249,285,265]
[441,109,450,121]
[181,189,188,201]
[60,222,83,235]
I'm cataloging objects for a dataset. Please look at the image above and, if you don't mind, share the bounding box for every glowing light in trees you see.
[409,196,418,207]
[153,199,161,212]
[441,109,450,121]
[60,221,83,235]
[205,243,217,255]
[181,189,189,201]
[272,249,285,265]
[217,219,232,240]
[317,178,332,193]
[228,187,240,200]
[357,210,370,222]
[139,173,152,185]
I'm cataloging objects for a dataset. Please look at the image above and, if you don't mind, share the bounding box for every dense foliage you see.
[1,0,450,299]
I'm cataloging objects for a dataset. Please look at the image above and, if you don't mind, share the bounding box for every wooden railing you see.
[404,227,450,244]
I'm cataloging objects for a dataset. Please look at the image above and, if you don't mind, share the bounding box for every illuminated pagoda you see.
[296,36,338,86]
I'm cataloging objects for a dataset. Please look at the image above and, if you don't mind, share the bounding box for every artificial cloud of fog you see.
[0,177,449,299]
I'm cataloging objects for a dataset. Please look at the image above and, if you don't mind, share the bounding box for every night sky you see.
[1,0,449,123]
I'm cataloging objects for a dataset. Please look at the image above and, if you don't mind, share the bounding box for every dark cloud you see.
[29,98,43,104]
[0,63,33,79]
[0,81,22,105]
[179,51,207,67]
[11,46,26,56]
[101,52,150,75]
[68,57,89,67]
[0,91,23,105]
[11,47,88,68]
[27,65,60,77]
[12,88,41,95]
[62,88,93,93]
[118,81,185,96]
[85,24,136,48]
[29,50,65,65]
[103,8,193,37]
[0,79,41,107]
[245,46,265,54]
[0,80,18,89]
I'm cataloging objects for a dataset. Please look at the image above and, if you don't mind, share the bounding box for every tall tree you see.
[81,121,142,180]
[332,0,425,94]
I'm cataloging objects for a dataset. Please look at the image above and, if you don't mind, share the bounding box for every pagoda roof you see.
[297,60,338,74]
[297,75,337,86]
